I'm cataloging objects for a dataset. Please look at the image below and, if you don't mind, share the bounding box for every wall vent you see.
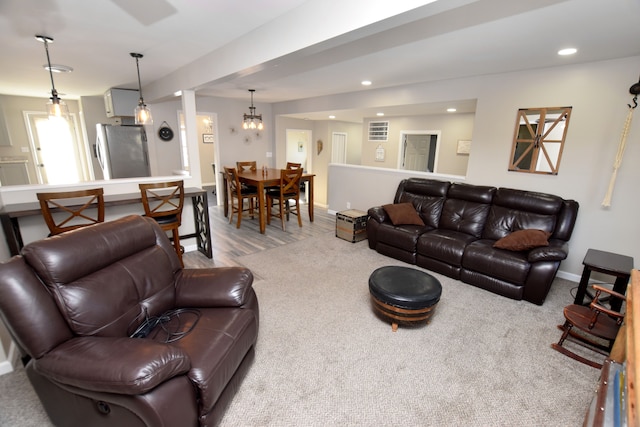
[368,121,389,141]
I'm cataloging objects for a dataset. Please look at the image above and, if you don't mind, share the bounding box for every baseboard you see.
[556,270,580,283]
[184,243,197,253]
[0,357,13,376]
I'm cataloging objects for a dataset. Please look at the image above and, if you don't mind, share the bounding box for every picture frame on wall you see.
[202,134,214,144]
[457,140,471,154]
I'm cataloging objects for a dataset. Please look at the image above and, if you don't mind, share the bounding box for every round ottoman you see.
[368,266,442,332]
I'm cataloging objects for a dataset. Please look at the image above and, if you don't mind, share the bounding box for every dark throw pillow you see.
[493,229,551,251]
[382,203,425,226]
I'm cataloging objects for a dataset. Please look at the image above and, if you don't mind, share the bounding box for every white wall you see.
[327,55,640,281]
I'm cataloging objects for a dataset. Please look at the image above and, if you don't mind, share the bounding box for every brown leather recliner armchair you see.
[0,215,259,427]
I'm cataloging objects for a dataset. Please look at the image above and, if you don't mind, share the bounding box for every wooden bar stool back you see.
[37,188,105,236]
[138,180,185,266]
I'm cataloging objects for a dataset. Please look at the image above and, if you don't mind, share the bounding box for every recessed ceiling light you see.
[44,64,73,73]
[558,48,577,56]
[361,80,372,86]
[447,108,457,112]
[376,112,384,116]
[329,115,336,119]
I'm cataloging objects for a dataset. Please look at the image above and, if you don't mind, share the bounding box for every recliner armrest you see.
[527,240,569,263]
[34,336,190,395]
[367,206,388,223]
[175,267,254,308]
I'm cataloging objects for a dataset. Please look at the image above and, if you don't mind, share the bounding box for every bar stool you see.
[139,181,185,266]
[36,188,105,236]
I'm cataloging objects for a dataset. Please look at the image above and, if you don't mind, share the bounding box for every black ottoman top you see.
[369,266,442,309]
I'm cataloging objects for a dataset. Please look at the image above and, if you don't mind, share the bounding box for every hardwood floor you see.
[182,203,337,268]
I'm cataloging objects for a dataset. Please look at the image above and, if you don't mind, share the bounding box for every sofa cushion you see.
[377,223,427,251]
[417,229,478,266]
[463,240,530,285]
[493,229,551,251]
[383,203,425,226]
[167,307,257,415]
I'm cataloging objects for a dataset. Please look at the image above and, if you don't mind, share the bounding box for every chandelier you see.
[242,89,263,130]
[130,52,153,125]
[35,35,70,119]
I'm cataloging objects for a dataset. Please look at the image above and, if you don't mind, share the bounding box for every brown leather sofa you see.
[0,215,259,427]
[367,178,579,305]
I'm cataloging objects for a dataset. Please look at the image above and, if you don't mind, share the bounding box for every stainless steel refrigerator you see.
[96,124,151,179]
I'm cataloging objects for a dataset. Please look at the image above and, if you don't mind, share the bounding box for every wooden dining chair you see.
[551,284,626,369]
[37,188,105,236]
[139,180,185,266]
[236,161,259,192]
[236,161,257,172]
[266,167,303,231]
[224,167,258,229]
[286,162,302,170]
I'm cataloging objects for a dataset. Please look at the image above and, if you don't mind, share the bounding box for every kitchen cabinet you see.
[104,88,139,118]
[0,161,30,185]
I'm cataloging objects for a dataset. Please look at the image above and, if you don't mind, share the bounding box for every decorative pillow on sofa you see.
[382,202,425,226]
[493,229,551,251]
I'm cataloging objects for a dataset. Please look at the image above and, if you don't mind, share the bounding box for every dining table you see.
[222,168,315,234]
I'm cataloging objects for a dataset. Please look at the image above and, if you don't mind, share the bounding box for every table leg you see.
[222,173,229,217]
[258,182,266,233]
[308,176,314,222]
[1,214,22,256]
[611,275,631,312]
[191,193,212,258]
[574,265,591,305]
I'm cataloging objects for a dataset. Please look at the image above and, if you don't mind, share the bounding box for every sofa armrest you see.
[34,337,190,395]
[367,206,388,223]
[175,267,254,308]
[527,240,569,263]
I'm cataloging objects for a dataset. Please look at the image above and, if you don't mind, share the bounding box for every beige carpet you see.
[0,231,600,426]
[219,232,599,426]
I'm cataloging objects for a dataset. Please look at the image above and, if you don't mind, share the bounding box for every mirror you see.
[508,107,572,175]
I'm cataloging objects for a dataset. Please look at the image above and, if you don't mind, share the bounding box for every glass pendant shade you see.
[47,93,69,120]
[135,101,153,125]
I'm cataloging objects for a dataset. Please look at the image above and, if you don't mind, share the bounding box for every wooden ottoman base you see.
[371,295,438,332]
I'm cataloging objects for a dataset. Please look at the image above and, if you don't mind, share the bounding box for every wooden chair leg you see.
[266,195,272,225]
[295,198,302,227]
[171,228,183,267]
[279,198,286,231]
[236,202,242,228]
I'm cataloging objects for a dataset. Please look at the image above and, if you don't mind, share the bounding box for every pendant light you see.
[242,89,263,130]
[130,52,153,125]
[35,35,69,120]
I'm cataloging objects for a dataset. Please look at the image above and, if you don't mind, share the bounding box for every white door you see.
[400,131,440,173]
[331,132,347,164]
[24,112,90,184]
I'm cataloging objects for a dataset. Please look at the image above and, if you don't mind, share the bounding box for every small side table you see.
[573,249,634,312]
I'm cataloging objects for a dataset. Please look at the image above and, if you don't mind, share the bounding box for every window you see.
[368,121,388,141]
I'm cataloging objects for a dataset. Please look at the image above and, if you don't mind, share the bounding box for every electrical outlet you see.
[346,202,351,209]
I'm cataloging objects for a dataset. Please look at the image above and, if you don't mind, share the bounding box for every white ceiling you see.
[1,0,639,123]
